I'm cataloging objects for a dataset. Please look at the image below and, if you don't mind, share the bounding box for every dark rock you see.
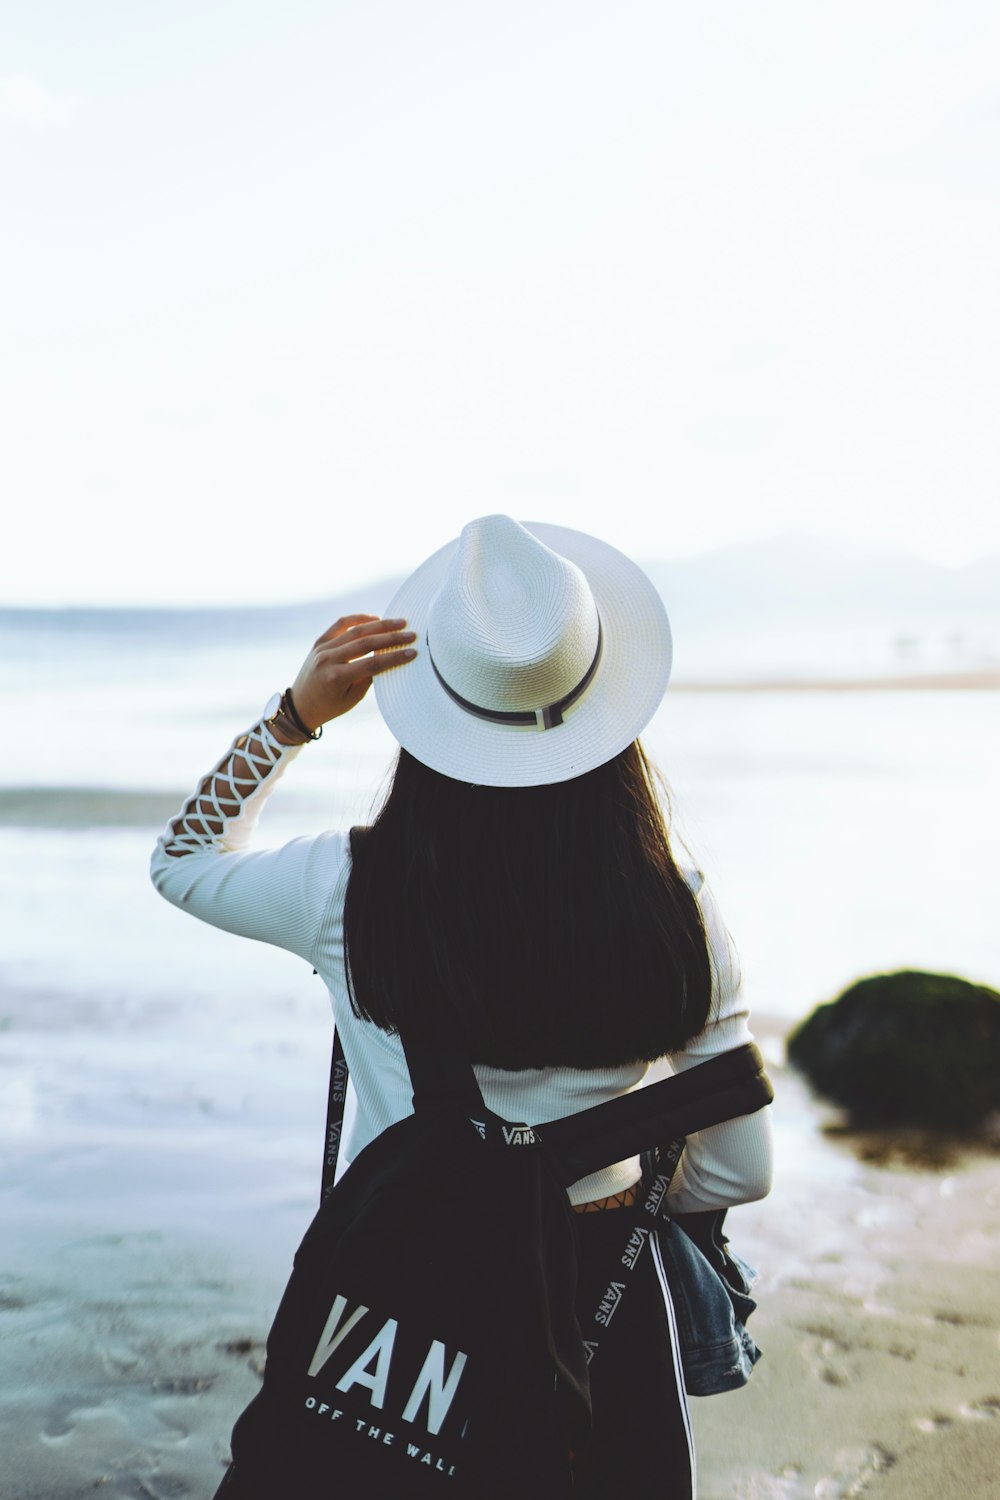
[787,971,1000,1129]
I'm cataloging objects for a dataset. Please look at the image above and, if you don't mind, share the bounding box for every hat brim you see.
[374,521,671,787]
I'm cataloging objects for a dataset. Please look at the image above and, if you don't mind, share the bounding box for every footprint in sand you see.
[813,1444,896,1498]
[957,1396,1000,1420]
[798,1326,852,1388]
[914,1395,1000,1432]
[913,1414,954,1433]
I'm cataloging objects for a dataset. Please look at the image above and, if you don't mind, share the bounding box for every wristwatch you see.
[262,690,322,745]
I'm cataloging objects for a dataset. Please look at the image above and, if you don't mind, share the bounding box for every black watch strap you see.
[283,688,323,741]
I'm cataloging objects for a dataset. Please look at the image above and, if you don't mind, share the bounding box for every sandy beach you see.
[3,997,999,1500]
[692,1030,1000,1500]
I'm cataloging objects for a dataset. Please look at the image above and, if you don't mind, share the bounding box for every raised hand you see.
[288,616,417,731]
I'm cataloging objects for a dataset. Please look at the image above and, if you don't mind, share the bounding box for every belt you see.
[572,1181,640,1215]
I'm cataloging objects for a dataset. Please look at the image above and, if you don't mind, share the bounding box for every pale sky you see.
[2,0,998,605]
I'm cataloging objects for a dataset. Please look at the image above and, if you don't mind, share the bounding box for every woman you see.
[151,515,773,1497]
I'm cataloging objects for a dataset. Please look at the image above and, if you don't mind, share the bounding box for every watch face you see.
[263,691,283,720]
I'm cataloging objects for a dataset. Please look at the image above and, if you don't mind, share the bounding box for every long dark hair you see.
[342,742,713,1070]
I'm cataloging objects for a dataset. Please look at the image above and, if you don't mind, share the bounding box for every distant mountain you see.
[0,582,407,645]
[639,535,1000,629]
[3,536,996,681]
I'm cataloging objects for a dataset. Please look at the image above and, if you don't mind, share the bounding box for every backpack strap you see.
[540,1041,773,1188]
[397,1023,491,1120]
[322,1026,772,1203]
[321,1024,350,1203]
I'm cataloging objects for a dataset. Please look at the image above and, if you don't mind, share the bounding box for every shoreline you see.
[1,672,997,832]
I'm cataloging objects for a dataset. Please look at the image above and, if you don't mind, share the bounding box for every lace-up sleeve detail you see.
[159,719,303,858]
[150,719,350,964]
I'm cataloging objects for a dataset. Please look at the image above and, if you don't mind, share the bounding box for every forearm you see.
[157,716,305,860]
[149,711,351,963]
[155,614,416,861]
[149,615,416,960]
[666,1110,774,1213]
[664,876,775,1211]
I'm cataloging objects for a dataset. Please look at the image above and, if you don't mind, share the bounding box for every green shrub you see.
[787,971,1000,1129]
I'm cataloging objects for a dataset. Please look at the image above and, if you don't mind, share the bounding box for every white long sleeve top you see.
[150,716,773,1211]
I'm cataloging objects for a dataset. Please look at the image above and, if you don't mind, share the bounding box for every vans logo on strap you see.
[621,1226,649,1270]
[643,1173,672,1220]
[469,1119,538,1146]
[330,1057,349,1106]
[595,1281,626,1327]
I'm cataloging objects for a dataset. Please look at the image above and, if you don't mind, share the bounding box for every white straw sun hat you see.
[375,515,671,787]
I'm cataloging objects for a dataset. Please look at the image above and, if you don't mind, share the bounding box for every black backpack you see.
[214,1020,772,1499]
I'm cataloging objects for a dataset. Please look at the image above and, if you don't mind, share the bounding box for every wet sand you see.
[3,1002,999,1500]
[691,1053,1000,1500]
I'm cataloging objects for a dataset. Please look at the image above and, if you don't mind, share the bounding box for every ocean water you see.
[1,612,997,1021]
